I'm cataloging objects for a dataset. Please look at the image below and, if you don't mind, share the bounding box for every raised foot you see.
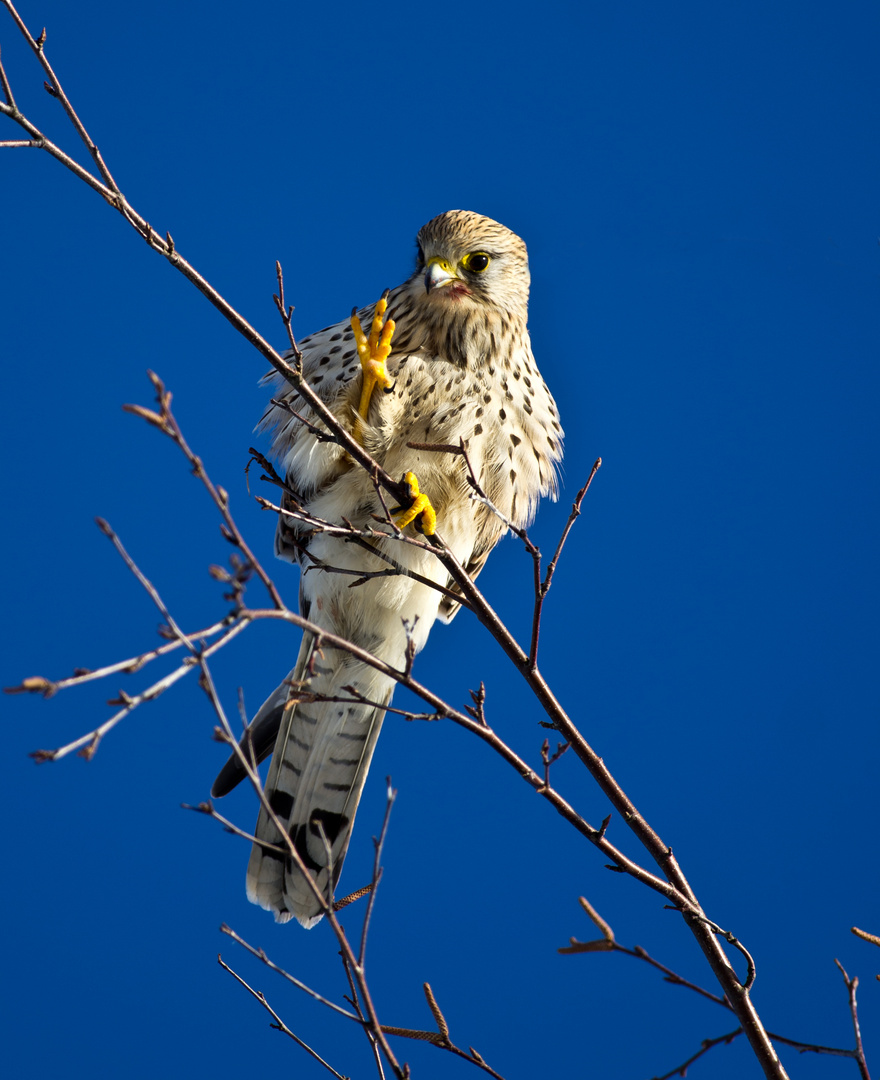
[392,471,437,536]
[351,294,395,435]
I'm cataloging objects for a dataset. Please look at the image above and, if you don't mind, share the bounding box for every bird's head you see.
[409,210,530,319]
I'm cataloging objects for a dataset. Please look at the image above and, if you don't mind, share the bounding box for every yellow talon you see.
[351,296,395,441]
[393,471,437,536]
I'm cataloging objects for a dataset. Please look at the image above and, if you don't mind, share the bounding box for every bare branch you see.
[358,779,396,967]
[94,517,196,652]
[4,618,231,698]
[539,737,571,789]
[835,960,871,1080]
[273,260,303,359]
[182,800,287,855]
[561,899,871,1069]
[529,459,601,668]
[269,395,342,445]
[30,618,250,762]
[652,1029,743,1080]
[1,0,121,190]
[220,925,360,1022]
[695,914,758,992]
[124,372,286,610]
[0,40,18,110]
[217,956,348,1079]
[577,895,615,942]
[253,490,468,609]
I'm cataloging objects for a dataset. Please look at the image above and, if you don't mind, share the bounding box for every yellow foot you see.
[351,294,395,440]
[392,471,437,536]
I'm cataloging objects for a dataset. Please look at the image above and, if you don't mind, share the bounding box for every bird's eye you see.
[462,252,490,273]
[415,243,425,267]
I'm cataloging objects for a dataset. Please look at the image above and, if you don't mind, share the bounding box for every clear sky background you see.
[2,1,878,1077]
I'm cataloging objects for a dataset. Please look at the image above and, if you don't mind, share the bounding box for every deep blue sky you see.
[3,1,879,1077]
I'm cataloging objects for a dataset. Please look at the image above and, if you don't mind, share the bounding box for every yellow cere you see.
[427,256,456,276]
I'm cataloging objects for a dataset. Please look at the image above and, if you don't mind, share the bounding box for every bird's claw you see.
[391,471,437,536]
[351,295,395,436]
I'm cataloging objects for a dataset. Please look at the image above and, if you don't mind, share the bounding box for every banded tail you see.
[224,634,394,926]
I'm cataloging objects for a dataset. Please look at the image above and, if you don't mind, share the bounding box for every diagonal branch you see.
[0,3,120,190]
[4,617,232,697]
[835,960,871,1080]
[123,372,286,611]
[28,616,250,762]
[217,956,348,1079]
[94,516,196,651]
[359,780,395,968]
[0,2,413,514]
[562,898,871,1069]
[220,924,361,1022]
[529,459,601,668]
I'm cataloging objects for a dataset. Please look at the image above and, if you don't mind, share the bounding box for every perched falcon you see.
[212,210,563,926]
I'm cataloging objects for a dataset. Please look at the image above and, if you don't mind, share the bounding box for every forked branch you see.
[561,897,874,1078]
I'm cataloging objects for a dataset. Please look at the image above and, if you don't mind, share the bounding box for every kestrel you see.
[213,211,563,926]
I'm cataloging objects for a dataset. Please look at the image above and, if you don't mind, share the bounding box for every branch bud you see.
[4,676,56,697]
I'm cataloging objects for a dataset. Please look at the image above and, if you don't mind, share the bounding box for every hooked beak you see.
[424,256,457,293]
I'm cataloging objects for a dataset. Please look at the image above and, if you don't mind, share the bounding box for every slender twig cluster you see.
[562,897,876,1078]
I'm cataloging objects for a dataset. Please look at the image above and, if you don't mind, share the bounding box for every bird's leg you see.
[351,297,437,535]
[390,471,437,536]
[351,294,395,443]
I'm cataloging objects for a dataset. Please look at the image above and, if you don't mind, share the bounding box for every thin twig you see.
[652,1029,743,1080]
[273,260,303,358]
[561,899,869,1066]
[0,40,19,109]
[202,665,341,932]
[255,492,469,609]
[359,780,396,968]
[124,372,286,610]
[220,925,360,1021]
[182,800,286,856]
[539,737,571,789]
[217,956,347,1079]
[695,914,757,991]
[529,459,601,668]
[29,618,249,761]
[94,517,195,651]
[4,618,231,697]
[0,3,121,191]
[835,960,871,1080]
